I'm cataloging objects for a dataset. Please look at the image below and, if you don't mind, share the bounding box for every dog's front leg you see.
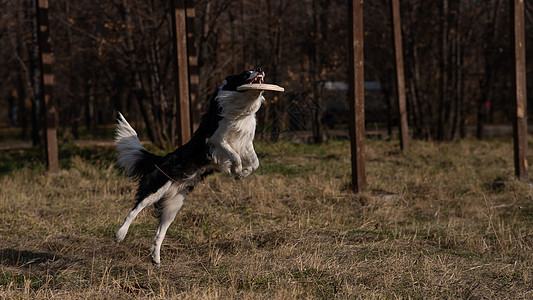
[238,143,259,180]
[209,136,243,177]
[221,140,243,176]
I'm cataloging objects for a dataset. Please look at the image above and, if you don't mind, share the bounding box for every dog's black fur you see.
[130,93,222,202]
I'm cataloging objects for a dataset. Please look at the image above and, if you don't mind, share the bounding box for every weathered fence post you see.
[511,0,528,181]
[185,0,200,132]
[172,0,191,146]
[391,0,409,151]
[348,0,366,192]
[35,0,58,173]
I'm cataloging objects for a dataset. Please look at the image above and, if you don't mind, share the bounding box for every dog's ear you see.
[224,74,237,82]
[221,76,235,90]
[222,74,244,90]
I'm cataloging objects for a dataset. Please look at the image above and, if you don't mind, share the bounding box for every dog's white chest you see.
[215,116,255,153]
[207,90,263,174]
[229,117,255,151]
[207,114,258,174]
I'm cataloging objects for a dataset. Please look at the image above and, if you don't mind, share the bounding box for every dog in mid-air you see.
[114,67,266,264]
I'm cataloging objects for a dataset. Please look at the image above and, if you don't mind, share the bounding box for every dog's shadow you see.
[0,248,75,270]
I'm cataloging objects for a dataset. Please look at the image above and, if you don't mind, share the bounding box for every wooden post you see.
[391,0,409,151]
[185,0,200,132]
[171,0,191,146]
[35,0,58,173]
[511,0,528,181]
[30,0,42,147]
[348,0,366,192]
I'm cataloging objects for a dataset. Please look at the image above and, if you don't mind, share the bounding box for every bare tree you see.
[1,0,531,144]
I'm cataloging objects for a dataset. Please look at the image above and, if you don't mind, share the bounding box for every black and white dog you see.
[114,68,266,264]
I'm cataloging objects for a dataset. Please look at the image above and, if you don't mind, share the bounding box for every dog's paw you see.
[151,256,161,265]
[235,168,253,180]
[150,246,161,265]
[114,227,127,243]
[231,163,243,176]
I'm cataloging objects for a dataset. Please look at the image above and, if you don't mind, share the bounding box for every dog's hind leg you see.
[114,181,172,243]
[150,189,187,265]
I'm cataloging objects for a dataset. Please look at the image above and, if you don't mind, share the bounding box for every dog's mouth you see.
[248,73,264,84]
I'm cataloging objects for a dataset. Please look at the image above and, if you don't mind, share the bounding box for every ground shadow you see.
[0,248,77,270]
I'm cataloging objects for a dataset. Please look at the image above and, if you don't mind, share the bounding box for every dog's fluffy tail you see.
[115,112,155,177]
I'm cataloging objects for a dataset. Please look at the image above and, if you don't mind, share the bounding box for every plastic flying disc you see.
[237,83,285,92]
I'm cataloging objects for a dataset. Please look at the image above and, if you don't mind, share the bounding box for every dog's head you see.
[220,67,265,91]
[215,67,266,118]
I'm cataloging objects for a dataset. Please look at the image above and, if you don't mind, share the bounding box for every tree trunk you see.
[310,0,329,143]
[437,0,449,141]
[477,0,500,139]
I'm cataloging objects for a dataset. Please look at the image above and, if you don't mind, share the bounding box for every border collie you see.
[114,67,266,264]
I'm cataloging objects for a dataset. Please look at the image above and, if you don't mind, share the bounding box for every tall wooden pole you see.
[35,0,58,173]
[172,0,191,146]
[391,0,409,151]
[511,0,528,181]
[185,0,200,132]
[348,0,366,192]
[30,0,42,147]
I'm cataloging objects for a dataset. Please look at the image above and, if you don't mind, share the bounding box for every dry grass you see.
[2,138,533,299]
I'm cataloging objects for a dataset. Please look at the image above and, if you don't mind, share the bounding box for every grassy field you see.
[1,138,533,299]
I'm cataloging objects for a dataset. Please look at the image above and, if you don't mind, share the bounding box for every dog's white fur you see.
[209,89,263,178]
